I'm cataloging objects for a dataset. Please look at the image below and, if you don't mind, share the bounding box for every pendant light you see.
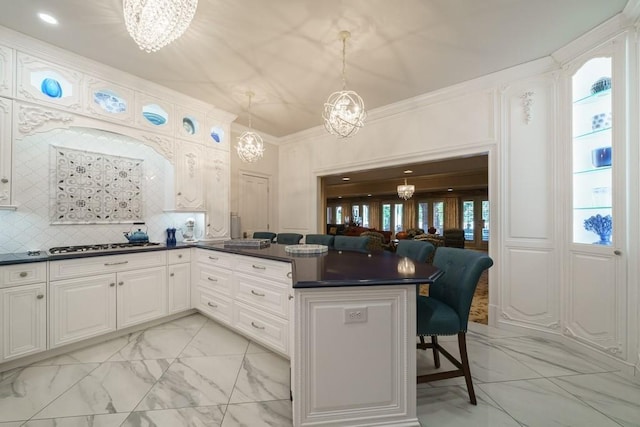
[322,30,366,138]
[397,178,415,200]
[236,91,265,163]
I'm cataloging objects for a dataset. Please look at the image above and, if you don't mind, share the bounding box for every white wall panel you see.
[279,143,311,231]
[501,247,559,329]
[0,44,12,98]
[504,77,556,240]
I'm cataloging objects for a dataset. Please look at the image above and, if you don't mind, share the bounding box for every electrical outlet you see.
[344,307,368,324]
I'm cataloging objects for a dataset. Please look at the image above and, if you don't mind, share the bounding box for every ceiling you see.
[0,0,628,137]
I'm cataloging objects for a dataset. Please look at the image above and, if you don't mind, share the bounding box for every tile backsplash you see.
[0,127,205,254]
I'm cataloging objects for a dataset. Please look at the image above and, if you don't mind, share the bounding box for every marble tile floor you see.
[0,314,638,426]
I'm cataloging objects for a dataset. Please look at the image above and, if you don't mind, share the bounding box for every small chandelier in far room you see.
[236,91,265,163]
[123,0,198,53]
[397,179,415,200]
[322,30,366,138]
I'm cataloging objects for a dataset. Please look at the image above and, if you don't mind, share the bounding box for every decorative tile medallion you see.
[51,146,144,223]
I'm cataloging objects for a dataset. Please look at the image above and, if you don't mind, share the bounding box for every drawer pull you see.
[118,281,124,286]
[207,277,218,282]
[36,294,44,299]
[288,295,294,300]
[251,321,265,330]
[170,273,175,277]
[252,264,266,270]
[208,256,219,260]
[287,271,292,279]
[178,254,183,258]
[109,283,116,287]
[105,261,129,266]
[19,272,28,278]
[207,302,218,308]
[251,290,265,297]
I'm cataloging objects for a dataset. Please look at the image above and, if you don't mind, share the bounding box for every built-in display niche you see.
[142,103,169,126]
[572,57,613,245]
[93,89,127,114]
[31,70,72,99]
[210,126,224,144]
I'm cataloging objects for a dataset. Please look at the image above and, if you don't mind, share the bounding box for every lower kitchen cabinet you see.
[168,249,191,314]
[49,252,168,348]
[1,283,46,361]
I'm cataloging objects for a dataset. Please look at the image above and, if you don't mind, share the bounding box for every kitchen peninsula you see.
[0,243,440,426]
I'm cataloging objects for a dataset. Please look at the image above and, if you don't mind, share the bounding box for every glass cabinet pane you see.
[572,57,613,245]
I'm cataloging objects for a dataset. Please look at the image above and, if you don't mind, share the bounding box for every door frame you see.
[239,171,271,236]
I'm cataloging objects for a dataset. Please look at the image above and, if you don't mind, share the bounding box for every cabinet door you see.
[50,274,116,348]
[117,266,167,329]
[204,148,230,238]
[0,97,11,206]
[567,46,627,357]
[168,263,190,314]
[1,283,46,361]
[175,141,205,210]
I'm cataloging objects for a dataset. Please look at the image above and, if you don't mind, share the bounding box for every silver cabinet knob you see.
[109,282,116,287]
[36,294,44,299]
[170,272,175,277]
[118,281,124,286]
[1,178,8,183]
[614,250,622,255]
[19,272,28,278]
[178,254,183,258]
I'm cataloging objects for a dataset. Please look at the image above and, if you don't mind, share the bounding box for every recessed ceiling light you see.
[367,194,372,197]
[447,188,453,192]
[38,12,58,25]
[342,177,350,181]
[403,170,413,174]
[338,196,343,198]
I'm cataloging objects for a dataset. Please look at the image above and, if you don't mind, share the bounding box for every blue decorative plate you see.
[41,78,62,98]
[183,117,196,134]
[591,77,611,94]
[94,90,127,113]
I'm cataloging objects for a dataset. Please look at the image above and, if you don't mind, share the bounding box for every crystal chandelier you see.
[322,30,366,138]
[236,91,265,163]
[397,179,415,200]
[123,0,198,53]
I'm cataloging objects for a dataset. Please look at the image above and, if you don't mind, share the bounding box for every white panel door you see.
[239,173,269,235]
[49,274,117,348]
[117,266,167,329]
[1,283,46,361]
[168,263,190,314]
[175,141,205,210]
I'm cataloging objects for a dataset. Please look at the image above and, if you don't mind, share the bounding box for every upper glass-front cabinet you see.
[572,57,613,246]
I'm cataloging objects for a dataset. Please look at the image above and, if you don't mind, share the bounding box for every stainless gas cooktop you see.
[48,242,161,255]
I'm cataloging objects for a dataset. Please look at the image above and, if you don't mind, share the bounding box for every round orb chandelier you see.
[322,30,366,138]
[236,92,265,163]
[123,0,198,53]
[397,178,415,200]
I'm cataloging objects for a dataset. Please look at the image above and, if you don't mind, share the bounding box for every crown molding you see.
[623,0,640,23]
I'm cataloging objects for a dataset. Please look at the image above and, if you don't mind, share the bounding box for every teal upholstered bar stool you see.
[305,234,335,248]
[416,247,493,405]
[252,231,276,242]
[277,233,303,245]
[396,240,435,263]
[333,235,370,253]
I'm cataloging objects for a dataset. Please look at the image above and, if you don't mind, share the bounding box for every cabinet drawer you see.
[233,301,288,355]
[196,288,232,325]
[234,255,292,284]
[195,248,233,269]
[0,262,47,288]
[196,264,232,296]
[235,272,289,319]
[168,248,191,264]
[50,251,167,280]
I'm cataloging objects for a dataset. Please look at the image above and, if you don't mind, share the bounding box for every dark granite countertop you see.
[196,243,442,288]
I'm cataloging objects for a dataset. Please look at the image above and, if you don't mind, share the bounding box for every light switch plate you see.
[344,306,368,324]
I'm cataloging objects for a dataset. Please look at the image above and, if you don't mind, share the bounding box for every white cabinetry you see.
[204,148,230,239]
[565,38,627,358]
[49,251,167,348]
[175,141,205,211]
[0,262,47,361]
[192,249,293,356]
[167,249,191,314]
[0,97,11,206]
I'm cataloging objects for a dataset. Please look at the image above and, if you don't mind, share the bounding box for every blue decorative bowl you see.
[591,77,611,94]
[142,111,167,126]
[591,146,612,168]
[182,117,195,134]
[41,78,62,98]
